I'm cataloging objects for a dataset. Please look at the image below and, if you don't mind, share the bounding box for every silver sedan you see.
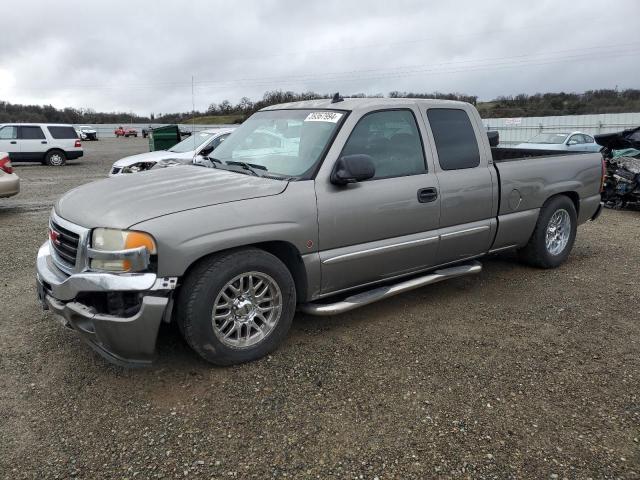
[0,152,19,198]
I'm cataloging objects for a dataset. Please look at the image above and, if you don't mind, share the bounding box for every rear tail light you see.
[0,155,13,174]
[74,139,82,148]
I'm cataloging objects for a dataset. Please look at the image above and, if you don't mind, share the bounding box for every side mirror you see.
[200,146,214,157]
[330,154,375,185]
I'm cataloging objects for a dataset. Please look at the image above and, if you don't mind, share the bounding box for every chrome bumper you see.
[36,242,175,366]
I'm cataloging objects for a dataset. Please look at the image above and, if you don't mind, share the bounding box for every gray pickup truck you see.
[36,98,604,366]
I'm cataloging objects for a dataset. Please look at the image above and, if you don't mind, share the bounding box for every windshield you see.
[211,109,344,177]
[527,133,568,144]
[169,132,214,153]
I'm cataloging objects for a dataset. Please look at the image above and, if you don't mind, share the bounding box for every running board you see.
[299,261,482,316]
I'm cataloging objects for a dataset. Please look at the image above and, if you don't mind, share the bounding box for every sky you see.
[1,0,639,115]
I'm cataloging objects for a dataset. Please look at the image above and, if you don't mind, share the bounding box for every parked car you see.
[36,98,604,367]
[515,131,601,152]
[109,128,233,175]
[115,127,138,138]
[0,124,83,166]
[179,128,193,137]
[0,152,19,197]
[75,125,98,141]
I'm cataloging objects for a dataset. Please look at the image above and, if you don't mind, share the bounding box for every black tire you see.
[44,150,66,166]
[518,195,577,269]
[176,248,296,365]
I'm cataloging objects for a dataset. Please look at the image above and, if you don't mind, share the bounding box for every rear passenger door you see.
[18,126,47,161]
[423,108,496,264]
[0,126,19,159]
[316,108,441,294]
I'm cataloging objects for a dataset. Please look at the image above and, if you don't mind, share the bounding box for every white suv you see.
[0,124,83,166]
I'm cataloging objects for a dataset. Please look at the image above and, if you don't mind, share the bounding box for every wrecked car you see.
[596,126,640,209]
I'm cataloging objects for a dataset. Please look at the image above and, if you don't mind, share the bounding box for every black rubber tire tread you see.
[44,149,67,166]
[518,195,577,269]
[176,248,296,365]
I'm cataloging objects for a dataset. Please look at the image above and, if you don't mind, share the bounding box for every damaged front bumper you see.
[36,242,176,367]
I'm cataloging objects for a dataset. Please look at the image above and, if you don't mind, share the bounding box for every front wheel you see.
[519,195,577,268]
[176,249,296,365]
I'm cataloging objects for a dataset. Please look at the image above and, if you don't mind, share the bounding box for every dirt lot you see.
[0,138,638,479]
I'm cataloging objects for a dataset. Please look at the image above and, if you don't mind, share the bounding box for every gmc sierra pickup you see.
[36,98,604,366]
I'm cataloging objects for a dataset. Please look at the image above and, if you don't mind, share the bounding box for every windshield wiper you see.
[224,160,267,176]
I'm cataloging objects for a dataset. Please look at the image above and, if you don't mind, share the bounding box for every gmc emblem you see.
[49,229,61,246]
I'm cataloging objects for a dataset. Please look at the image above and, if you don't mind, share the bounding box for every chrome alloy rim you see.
[212,272,282,348]
[49,153,64,165]
[545,209,571,255]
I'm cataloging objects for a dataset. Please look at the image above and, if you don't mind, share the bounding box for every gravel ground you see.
[0,138,638,479]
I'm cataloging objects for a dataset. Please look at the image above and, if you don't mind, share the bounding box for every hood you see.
[112,150,193,168]
[56,166,288,229]
[595,126,640,150]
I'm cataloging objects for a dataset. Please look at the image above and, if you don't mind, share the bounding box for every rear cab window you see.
[426,109,480,170]
[47,126,79,139]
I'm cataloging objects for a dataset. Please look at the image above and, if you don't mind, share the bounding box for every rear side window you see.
[47,126,78,139]
[427,109,480,170]
[20,126,45,140]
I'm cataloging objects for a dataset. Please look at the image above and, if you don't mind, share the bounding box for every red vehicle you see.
[114,126,138,138]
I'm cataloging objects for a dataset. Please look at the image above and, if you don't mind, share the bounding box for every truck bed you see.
[491,146,592,162]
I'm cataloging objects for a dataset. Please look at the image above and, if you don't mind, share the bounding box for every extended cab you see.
[36,99,604,366]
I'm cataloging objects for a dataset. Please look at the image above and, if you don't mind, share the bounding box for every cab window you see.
[427,109,480,170]
[341,109,426,179]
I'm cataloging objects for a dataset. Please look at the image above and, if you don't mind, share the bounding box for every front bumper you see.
[36,242,175,366]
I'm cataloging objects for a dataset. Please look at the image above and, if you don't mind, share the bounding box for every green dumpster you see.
[148,125,181,151]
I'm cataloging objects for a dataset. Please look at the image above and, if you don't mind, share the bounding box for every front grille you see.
[50,220,80,270]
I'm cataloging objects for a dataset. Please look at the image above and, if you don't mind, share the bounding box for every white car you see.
[516,131,601,152]
[109,128,234,175]
[0,124,83,166]
[75,125,98,141]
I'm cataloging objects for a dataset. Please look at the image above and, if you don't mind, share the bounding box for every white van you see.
[0,124,83,166]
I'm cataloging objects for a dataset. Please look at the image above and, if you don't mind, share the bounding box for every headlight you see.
[90,228,157,272]
[122,162,155,173]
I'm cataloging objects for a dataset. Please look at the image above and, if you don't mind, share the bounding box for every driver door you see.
[315,108,441,294]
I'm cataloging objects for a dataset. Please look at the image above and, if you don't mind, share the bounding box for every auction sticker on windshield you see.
[305,112,343,123]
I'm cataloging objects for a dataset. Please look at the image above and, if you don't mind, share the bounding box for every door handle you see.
[417,187,438,203]
[41,141,47,144]
[10,141,16,144]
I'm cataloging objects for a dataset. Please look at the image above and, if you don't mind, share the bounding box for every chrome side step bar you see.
[299,261,482,316]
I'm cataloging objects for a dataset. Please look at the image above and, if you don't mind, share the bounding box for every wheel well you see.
[548,191,579,215]
[181,241,308,301]
[46,148,65,156]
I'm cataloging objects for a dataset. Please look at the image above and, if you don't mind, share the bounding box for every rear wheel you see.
[44,150,66,166]
[519,195,577,268]
[176,248,296,365]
